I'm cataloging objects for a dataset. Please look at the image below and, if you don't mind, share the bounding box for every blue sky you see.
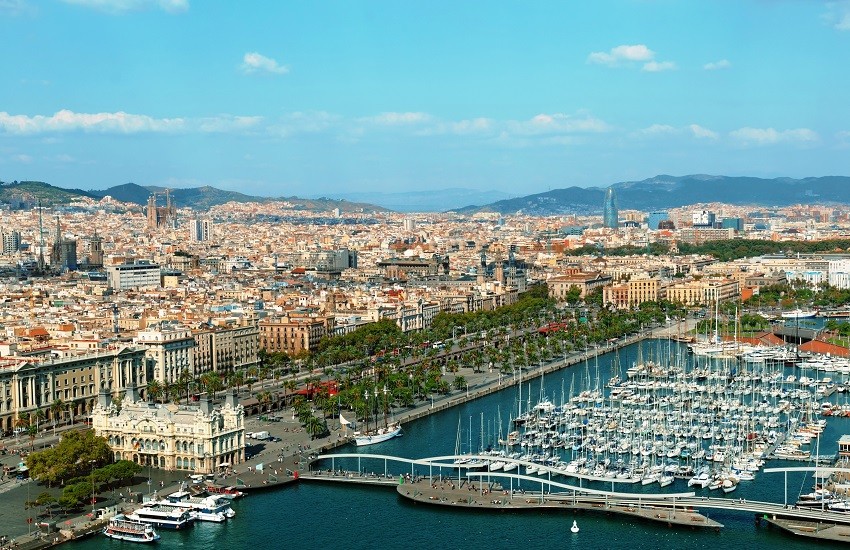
[0,0,849,198]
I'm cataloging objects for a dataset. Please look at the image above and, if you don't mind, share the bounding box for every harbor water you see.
[69,340,850,549]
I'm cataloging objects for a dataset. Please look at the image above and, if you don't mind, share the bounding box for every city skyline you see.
[0,1,848,198]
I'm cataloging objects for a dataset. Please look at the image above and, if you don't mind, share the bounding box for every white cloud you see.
[0,0,29,15]
[0,109,185,134]
[689,124,718,139]
[365,112,431,125]
[634,123,718,140]
[642,60,676,72]
[730,127,818,145]
[824,2,850,30]
[588,44,675,73]
[60,0,188,14]
[512,112,610,135]
[588,44,655,66]
[13,153,32,163]
[197,115,263,133]
[638,124,678,136]
[703,59,731,70]
[241,52,289,75]
[267,111,339,138]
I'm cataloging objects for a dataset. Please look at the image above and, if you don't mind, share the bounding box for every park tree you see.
[26,430,111,486]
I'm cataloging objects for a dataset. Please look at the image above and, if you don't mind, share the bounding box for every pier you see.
[306,454,850,538]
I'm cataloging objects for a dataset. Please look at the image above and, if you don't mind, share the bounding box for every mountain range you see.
[0,181,388,213]
[453,175,850,215]
[1,175,849,214]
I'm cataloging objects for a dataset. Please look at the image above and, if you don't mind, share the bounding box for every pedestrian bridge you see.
[308,454,850,527]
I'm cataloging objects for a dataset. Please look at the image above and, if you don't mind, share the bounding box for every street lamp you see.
[90,459,96,516]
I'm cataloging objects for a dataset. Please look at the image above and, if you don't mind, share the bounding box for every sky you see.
[0,0,849,198]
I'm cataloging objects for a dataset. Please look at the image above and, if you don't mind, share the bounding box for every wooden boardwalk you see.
[395,482,723,529]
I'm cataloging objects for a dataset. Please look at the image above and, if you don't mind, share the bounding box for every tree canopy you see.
[26,430,111,486]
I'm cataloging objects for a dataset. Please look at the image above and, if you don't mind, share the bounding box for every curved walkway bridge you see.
[303,454,850,539]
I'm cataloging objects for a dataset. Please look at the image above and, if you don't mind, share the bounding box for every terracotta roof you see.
[799,339,850,357]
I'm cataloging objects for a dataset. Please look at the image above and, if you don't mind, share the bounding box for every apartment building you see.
[0,345,148,434]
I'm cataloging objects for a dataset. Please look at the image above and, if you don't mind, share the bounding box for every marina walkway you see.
[309,454,850,534]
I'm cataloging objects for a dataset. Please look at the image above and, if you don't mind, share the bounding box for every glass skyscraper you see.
[603,187,618,229]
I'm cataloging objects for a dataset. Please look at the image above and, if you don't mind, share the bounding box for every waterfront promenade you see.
[0,322,692,547]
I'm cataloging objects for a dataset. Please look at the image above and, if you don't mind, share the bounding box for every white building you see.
[91,387,245,473]
[189,218,213,242]
[106,261,161,290]
[134,326,196,385]
[829,260,850,290]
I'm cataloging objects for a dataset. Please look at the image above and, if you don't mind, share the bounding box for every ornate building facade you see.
[91,388,245,474]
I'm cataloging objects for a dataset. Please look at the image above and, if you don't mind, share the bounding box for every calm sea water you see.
[71,340,850,549]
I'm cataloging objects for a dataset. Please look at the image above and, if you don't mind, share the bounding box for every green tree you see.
[146,379,164,404]
[50,398,65,436]
[26,430,111,486]
[26,424,38,450]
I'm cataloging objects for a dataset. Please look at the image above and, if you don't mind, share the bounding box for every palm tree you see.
[14,413,28,439]
[146,380,164,404]
[50,398,64,436]
[229,371,245,395]
[284,379,297,406]
[34,407,46,432]
[26,424,38,450]
[257,390,272,413]
[304,414,325,440]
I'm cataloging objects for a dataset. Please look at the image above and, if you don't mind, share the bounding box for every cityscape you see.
[2,1,850,549]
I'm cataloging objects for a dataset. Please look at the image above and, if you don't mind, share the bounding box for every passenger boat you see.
[161,491,236,522]
[103,514,160,543]
[355,421,403,446]
[127,505,195,529]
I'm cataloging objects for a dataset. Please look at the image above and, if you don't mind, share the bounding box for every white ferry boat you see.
[781,309,817,319]
[162,491,236,522]
[128,504,195,529]
[103,514,161,543]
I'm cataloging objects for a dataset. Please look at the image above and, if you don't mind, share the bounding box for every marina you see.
[64,338,850,549]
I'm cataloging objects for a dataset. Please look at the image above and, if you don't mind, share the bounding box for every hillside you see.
[92,184,388,212]
[0,180,96,206]
[455,175,850,215]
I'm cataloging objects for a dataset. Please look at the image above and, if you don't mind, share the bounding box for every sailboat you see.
[355,385,403,446]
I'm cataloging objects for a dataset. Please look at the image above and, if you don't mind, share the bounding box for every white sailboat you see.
[354,385,403,446]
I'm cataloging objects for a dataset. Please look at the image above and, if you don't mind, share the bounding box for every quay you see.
[396,482,724,530]
[763,517,850,542]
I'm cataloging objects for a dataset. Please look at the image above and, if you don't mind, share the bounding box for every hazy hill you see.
[456,175,850,215]
[91,184,388,212]
[0,180,96,205]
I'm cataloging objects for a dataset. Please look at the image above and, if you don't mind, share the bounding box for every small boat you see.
[355,422,403,446]
[103,514,161,543]
[571,520,579,533]
[205,485,244,500]
[721,479,738,493]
